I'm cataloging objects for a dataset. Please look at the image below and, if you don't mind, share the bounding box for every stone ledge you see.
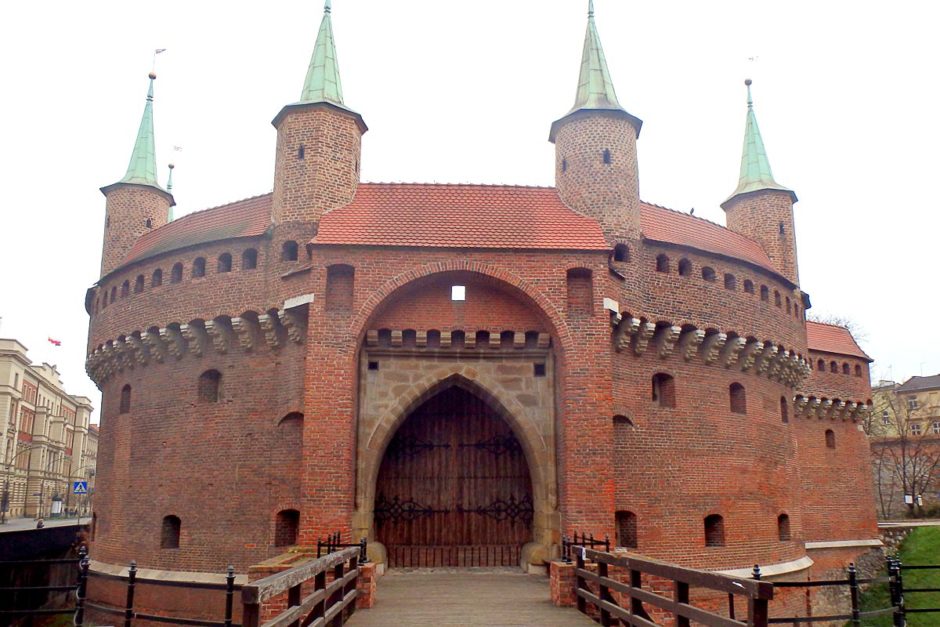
[89,560,248,585]
[805,539,884,550]
[716,555,814,578]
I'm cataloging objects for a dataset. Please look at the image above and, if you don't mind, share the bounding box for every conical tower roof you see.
[550,1,641,142]
[722,80,797,207]
[120,74,163,189]
[273,0,366,131]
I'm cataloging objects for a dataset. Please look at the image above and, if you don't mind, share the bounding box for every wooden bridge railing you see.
[241,546,360,627]
[575,547,774,627]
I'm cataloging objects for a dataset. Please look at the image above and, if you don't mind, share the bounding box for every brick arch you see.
[347,260,572,358]
[355,371,558,556]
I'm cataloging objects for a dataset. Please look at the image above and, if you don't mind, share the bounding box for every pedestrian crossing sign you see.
[73,481,88,494]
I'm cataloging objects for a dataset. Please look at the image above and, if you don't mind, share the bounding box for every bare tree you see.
[870,390,940,519]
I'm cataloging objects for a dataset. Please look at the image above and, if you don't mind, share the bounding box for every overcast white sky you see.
[1,1,938,422]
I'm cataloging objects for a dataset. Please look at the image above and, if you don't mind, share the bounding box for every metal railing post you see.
[124,560,137,627]
[575,547,586,614]
[74,546,90,627]
[359,537,369,563]
[224,565,235,627]
[895,559,906,627]
[847,563,860,627]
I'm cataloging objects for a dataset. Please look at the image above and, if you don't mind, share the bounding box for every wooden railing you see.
[575,547,774,627]
[241,545,360,627]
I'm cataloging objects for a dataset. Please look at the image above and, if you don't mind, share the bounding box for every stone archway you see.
[374,385,534,567]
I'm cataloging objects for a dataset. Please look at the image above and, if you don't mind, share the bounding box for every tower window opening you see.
[616,511,638,549]
[534,363,546,377]
[774,291,781,306]
[451,285,466,301]
[704,514,725,547]
[198,369,222,403]
[760,285,769,302]
[298,144,305,160]
[780,396,789,423]
[744,279,754,294]
[242,248,258,270]
[134,275,145,294]
[855,364,862,377]
[786,297,791,314]
[702,267,717,282]
[161,515,181,549]
[842,363,850,375]
[145,217,153,228]
[562,158,568,172]
[120,384,132,414]
[603,149,612,164]
[152,268,163,287]
[729,383,747,414]
[678,259,692,277]
[218,253,233,273]
[724,274,736,290]
[613,244,629,263]
[779,221,785,235]
[121,280,130,298]
[656,254,670,273]
[110,286,117,303]
[171,263,183,284]
[825,429,836,448]
[282,241,299,262]
[830,361,838,374]
[652,373,676,408]
[275,509,300,547]
[778,514,791,541]
[368,361,379,371]
[193,257,206,278]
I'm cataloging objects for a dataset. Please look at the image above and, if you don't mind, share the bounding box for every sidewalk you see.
[0,516,89,533]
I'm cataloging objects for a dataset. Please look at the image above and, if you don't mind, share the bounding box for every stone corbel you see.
[160,327,185,359]
[127,334,148,366]
[180,324,205,357]
[820,398,834,419]
[277,310,305,344]
[416,330,428,348]
[231,317,256,352]
[513,332,526,349]
[633,322,657,356]
[614,317,640,353]
[537,333,551,349]
[365,329,379,347]
[656,325,683,359]
[702,332,728,365]
[142,329,166,363]
[755,345,779,375]
[204,320,230,355]
[677,329,705,361]
[258,314,283,349]
[440,331,452,348]
[720,337,747,368]
[808,397,822,418]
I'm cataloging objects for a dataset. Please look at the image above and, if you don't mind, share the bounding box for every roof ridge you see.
[806,320,852,331]
[641,200,732,231]
[360,181,557,190]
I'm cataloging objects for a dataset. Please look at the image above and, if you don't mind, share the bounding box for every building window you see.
[152,268,163,287]
[192,257,206,278]
[785,297,791,314]
[729,383,747,414]
[780,396,789,424]
[678,258,692,277]
[855,364,862,377]
[910,423,923,436]
[217,253,232,273]
[932,421,940,435]
[778,514,791,541]
[603,149,612,164]
[842,363,850,375]
[275,509,300,547]
[451,285,466,301]
[242,249,258,270]
[724,274,736,290]
[613,244,629,263]
[704,514,725,547]
[881,410,890,425]
[161,515,181,549]
[282,241,299,261]
[774,291,781,306]
[652,373,676,408]
[825,429,836,448]
[119,385,131,414]
[198,370,221,403]
[134,275,145,294]
[760,285,769,302]
[830,361,838,374]
[702,267,716,282]
[743,280,754,294]
[171,263,183,284]
[616,511,638,549]
[121,280,130,298]
[908,397,919,411]
[656,254,670,273]
[817,359,825,371]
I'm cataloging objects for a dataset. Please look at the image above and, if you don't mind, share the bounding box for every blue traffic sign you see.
[73,481,88,495]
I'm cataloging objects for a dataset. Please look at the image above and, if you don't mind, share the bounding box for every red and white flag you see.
[48,337,62,347]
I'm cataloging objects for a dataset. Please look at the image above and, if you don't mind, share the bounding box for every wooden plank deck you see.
[349,568,596,626]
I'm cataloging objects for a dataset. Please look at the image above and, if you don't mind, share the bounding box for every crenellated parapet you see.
[85,308,306,385]
[364,328,551,351]
[612,313,811,388]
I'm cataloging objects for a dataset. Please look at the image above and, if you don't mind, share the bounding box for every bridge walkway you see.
[348,568,595,626]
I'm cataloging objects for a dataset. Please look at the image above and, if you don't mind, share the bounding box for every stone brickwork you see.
[554,113,641,242]
[100,184,172,277]
[723,189,800,285]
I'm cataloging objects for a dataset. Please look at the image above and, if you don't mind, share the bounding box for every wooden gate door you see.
[375,386,534,567]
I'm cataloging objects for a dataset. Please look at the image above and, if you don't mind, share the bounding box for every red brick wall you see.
[100,185,172,277]
[723,190,800,285]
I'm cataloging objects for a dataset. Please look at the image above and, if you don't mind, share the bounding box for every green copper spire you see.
[571,0,621,112]
[550,1,641,142]
[299,0,344,105]
[119,73,163,189]
[724,79,796,205]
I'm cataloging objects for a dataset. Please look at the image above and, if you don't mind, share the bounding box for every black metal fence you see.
[562,531,611,563]
[893,557,940,625]
[0,546,89,625]
[316,531,368,564]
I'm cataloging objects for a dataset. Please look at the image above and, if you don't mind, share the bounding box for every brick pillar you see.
[550,560,577,607]
[356,563,377,609]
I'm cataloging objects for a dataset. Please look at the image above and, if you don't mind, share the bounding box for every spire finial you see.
[324,0,331,14]
[745,78,753,108]
[167,163,175,192]
[588,0,594,18]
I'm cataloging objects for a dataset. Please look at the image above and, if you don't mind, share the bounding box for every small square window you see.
[368,361,379,371]
[451,285,466,301]
[533,363,546,377]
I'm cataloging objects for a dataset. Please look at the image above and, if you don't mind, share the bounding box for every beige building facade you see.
[871,375,940,438]
[0,339,96,520]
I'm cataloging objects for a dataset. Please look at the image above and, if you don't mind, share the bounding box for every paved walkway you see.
[0,516,87,533]
[349,568,594,626]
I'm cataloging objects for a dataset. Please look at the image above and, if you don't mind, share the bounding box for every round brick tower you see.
[99,73,174,277]
[549,0,642,244]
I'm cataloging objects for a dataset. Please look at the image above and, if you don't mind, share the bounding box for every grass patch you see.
[856,526,940,626]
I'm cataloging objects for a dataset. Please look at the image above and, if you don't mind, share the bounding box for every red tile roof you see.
[114,184,782,279]
[314,184,608,250]
[806,321,872,361]
[640,202,775,273]
[119,194,272,270]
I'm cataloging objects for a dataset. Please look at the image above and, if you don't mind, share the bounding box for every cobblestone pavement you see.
[348,568,594,626]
